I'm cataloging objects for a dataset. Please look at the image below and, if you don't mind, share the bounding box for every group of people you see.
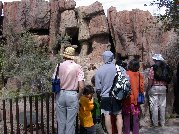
[53,46,170,134]
[95,51,144,134]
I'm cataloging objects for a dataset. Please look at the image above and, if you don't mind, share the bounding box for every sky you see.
[75,0,166,15]
[1,0,166,16]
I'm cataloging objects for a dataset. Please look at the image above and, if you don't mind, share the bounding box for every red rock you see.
[89,15,109,37]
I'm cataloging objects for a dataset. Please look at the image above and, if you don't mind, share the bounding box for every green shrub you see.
[2,31,58,93]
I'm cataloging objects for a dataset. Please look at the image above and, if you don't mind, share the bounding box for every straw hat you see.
[152,54,164,61]
[62,46,76,59]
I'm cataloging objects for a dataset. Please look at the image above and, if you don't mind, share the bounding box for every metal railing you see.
[2,92,56,134]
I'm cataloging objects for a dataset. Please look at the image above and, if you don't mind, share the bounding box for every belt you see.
[153,84,166,86]
[61,89,78,92]
[153,80,166,86]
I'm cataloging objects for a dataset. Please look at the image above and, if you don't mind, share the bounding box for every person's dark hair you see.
[155,60,165,68]
[115,53,128,69]
[83,85,95,95]
[91,75,95,86]
[128,59,140,72]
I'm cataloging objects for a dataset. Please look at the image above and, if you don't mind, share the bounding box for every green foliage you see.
[2,31,57,92]
[159,0,179,31]
[0,39,5,89]
[0,39,5,73]
[148,0,179,31]
[52,34,72,54]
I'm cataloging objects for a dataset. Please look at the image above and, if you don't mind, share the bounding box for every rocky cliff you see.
[0,0,178,125]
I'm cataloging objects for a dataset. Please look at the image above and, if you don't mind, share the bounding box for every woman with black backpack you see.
[148,54,169,127]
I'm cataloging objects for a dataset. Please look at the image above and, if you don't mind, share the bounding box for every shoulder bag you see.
[137,73,144,104]
[52,64,61,93]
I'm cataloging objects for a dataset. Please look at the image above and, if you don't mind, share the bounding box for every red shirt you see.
[123,71,144,106]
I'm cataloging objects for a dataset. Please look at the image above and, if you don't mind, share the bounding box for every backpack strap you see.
[139,72,140,92]
[109,65,120,98]
[55,63,60,80]
[116,65,122,75]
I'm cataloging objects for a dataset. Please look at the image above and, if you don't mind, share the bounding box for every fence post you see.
[46,93,49,134]
[16,98,20,134]
[35,95,39,134]
[3,100,7,134]
[41,94,44,133]
[52,93,55,134]
[29,96,33,134]
[23,96,27,134]
[9,99,13,134]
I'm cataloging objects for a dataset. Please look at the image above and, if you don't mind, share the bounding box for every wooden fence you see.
[2,92,79,134]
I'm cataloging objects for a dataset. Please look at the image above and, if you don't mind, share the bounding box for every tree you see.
[147,0,179,30]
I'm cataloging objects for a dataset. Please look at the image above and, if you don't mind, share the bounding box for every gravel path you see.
[140,126,179,134]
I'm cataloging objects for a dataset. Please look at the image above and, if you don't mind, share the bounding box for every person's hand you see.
[96,89,101,102]
[97,94,101,102]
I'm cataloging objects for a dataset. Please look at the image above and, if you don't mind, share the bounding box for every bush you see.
[2,31,58,93]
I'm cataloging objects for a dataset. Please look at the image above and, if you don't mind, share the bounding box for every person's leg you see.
[56,91,67,134]
[111,97,123,134]
[132,114,139,134]
[149,94,159,126]
[86,125,96,134]
[122,114,130,134]
[80,126,87,134]
[65,91,79,134]
[101,97,113,134]
[104,114,112,134]
[116,113,123,134]
[95,123,105,134]
[159,93,166,126]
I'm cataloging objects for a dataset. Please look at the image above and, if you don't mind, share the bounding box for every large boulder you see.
[3,1,26,34]
[107,8,154,61]
[49,1,59,48]
[59,10,78,36]
[77,6,90,41]
[25,1,50,30]
[79,1,104,19]
[58,0,76,12]
[3,1,50,35]
[89,15,109,37]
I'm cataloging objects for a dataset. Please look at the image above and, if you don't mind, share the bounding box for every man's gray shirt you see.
[95,51,116,97]
[95,63,116,97]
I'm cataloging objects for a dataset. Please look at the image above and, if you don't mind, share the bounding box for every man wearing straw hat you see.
[54,46,85,134]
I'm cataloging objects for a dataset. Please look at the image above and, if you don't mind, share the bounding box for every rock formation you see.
[0,0,178,125]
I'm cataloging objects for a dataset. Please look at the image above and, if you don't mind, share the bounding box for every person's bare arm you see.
[78,80,85,99]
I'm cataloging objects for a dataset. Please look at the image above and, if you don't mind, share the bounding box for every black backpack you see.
[153,61,173,83]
